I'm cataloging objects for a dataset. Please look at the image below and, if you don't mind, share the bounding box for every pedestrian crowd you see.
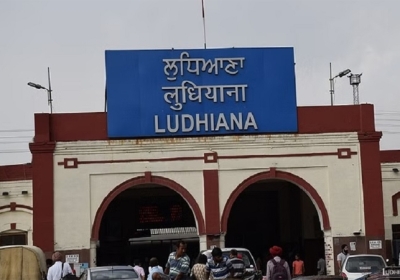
[136,240,328,280]
[147,240,247,280]
[47,240,334,280]
[46,240,333,280]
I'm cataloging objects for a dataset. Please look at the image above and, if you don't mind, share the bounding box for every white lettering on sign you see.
[154,112,258,134]
[157,51,252,134]
[162,81,247,111]
[65,254,79,264]
[383,268,400,276]
[369,240,382,249]
[163,52,245,81]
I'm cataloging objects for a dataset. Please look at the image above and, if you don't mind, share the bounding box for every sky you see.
[1,0,400,165]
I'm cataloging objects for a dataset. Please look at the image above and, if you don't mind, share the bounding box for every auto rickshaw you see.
[0,245,47,280]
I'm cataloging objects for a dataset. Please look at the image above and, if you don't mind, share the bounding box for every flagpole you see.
[201,0,207,49]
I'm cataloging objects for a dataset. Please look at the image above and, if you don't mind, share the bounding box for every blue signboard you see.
[105,47,298,138]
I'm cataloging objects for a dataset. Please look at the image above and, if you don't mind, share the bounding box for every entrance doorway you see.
[225,179,324,275]
[97,184,199,268]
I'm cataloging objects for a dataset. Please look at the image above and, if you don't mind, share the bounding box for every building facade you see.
[1,104,399,275]
[1,46,400,275]
[0,164,33,246]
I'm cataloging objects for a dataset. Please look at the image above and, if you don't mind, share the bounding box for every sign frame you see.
[105,47,298,138]
[65,254,79,264]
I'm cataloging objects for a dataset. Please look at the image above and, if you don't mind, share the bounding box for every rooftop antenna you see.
[47,67,53,113]
[348,73,362,104]
[201,0,207,49]
[27,67,53,114]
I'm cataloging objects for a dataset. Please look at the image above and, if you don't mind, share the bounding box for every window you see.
[91,269,139,279]
[393,224,400,239]
[0,232,27,246]
[221,252,253,268]
[345,256,385,273]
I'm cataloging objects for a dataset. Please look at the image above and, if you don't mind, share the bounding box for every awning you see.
[129,227,198,243]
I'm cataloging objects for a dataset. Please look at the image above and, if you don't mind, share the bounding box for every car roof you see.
[346,254,384,258]
[202,248,251,253]
[89,265,135,271]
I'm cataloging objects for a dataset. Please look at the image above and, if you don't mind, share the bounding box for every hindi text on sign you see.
[162,81,247,111]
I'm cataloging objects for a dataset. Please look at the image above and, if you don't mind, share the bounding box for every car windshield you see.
[345,256,385,273]
[221,252,253,268]
[91,269,139,280]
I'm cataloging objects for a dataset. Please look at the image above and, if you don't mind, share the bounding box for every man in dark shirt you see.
[229,249,246,278]
[317,255,326,275]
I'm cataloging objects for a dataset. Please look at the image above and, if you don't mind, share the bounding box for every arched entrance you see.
[92,174,205,267]
[221,169,330,276]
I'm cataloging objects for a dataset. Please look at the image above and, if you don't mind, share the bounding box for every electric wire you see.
[0,136,33,139]
[0,150,30,154]
[0,141,31,144]
[0,129,34,132]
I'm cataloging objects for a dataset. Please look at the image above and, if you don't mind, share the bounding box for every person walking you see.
[266,246,291,280]
[191,254,208,280]
[46,259,53,273]
[148,258,165,280]
[337,244,349,273]
[229,249,246,278]
[317,255,326,275]
[291,254,304,278]
[149,258,164,275]
[134,259,146,280]
[165,240,191,280]
[205,247,234,280]
[46,251,74,280]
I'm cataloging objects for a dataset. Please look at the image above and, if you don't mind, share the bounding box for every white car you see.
[79,265,141,280]
[201,247,262,280]
[341,254,387,280]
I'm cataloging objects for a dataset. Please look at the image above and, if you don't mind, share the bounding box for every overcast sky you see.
[1,0,400,165]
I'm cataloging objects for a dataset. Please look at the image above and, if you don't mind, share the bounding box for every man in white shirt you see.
[47,251,74,280]
[337,244,350,273]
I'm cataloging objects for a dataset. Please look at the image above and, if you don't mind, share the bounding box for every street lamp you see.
[329,63,351,106]
[27,82,46,90]
[27,67,53,113]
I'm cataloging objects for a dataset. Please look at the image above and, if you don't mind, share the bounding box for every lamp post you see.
[348,73,362,105]
[329,63,351,106]
[27,67,53,113]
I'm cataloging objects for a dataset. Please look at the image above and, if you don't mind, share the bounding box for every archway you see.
[221,169,330,276]
[92,174,205,267]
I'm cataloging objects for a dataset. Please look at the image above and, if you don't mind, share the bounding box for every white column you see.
[199,235,207,251]
[324,231,334,275]
[90,240,97,267]
[218,234,225,248]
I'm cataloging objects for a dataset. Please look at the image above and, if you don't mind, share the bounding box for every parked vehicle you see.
[79,265,140,280]
[341,254,387,280]
[201,247,262,280]
[289,277,344,280]
[0,245,47,280]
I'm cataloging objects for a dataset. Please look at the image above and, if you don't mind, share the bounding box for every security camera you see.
[353,231,361,236]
